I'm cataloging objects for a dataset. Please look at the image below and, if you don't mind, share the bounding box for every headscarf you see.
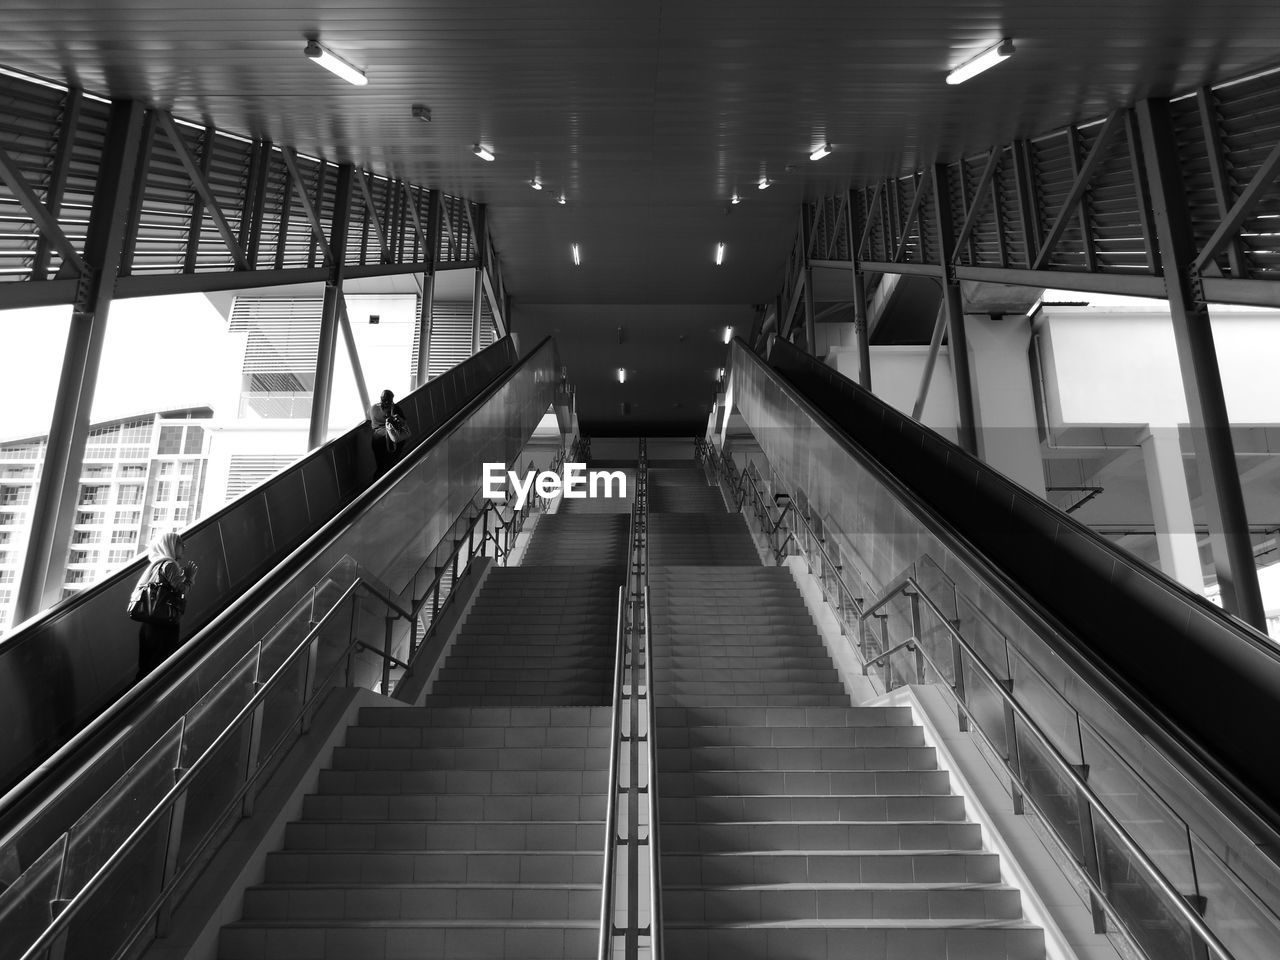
[147,532,183,565]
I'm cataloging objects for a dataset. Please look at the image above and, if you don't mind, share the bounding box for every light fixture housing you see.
[557,192,567,205]
[810,142,832,161]
[473,144,495,162]
[715,242,726,266]
[529,177,542,190]
[571,242,581,266]
[730,192,742,205]
[723,326,734,344]
[411,104,431,122]
[946,39,1015,85]
[616,367,627,384]
[758,176,772,190]
[304,40,368,86]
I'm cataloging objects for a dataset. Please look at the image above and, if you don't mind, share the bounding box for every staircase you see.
[216,477,629,960]
[649,465,1045,960]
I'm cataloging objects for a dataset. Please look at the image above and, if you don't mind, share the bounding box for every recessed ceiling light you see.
[411,104,431,122]
[810,142,831,161]
[946,39,1015,85]
[557,192,567,205]
[715,243,726,266]
[529,177,543,190]
[571,242,581,265]
[473,144,495,161]
[304,40,368,86]
[616,367,627,384]
[730,192,741,204]
[758,176,773,190]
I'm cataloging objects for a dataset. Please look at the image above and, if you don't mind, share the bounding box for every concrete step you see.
[317,767,610,796]
[661,850,1002,885]
[241,882,600,921]
[656,706,914,727]
[660,794,966,823]
[302,792,608,822]
[357,705,612,726]
[659,922,1045,960]
[265,848,603,884]
[656,745,938,772]
[662,883,1025,922]
[330,744,611,771]
[284,819,604,852]
[659,725,924,748]
[660,821,984,853]
[660,769,954,798]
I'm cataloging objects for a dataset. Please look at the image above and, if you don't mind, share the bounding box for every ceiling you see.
[7,1,1280,431]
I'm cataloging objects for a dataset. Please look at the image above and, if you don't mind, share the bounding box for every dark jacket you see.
[370,401,406,439]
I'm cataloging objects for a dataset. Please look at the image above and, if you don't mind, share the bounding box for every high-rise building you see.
[0,408,212,634]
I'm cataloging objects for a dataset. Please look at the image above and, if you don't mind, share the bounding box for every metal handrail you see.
[701,441,1238,960]
[17,575,411,960]
[643,584,663,960]
[868,574,1236,960]
[597,588,627,960]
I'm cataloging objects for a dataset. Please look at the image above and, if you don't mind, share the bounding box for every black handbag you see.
[127,562,186,625]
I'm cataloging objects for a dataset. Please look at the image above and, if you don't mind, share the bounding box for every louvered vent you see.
[426,303,475,380]
[229,297,321,417]
[226,455,296,500]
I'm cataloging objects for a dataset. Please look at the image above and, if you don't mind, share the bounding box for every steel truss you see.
[770,65,1280,630]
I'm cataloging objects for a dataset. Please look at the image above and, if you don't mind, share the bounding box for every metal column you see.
[931,163,978,456]
[471,266,484,355]
[1135,99,1266,628]
[847,188,873,389]
[415,271,435,389]
[14,100,146,622]
[307,163,354,451]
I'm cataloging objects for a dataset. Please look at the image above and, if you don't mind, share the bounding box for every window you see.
[117,485,143,505]
[78,485,108,505]
[68,549,99,565]
[0,552,7,564]
[64,570,88,584]
[110,530,137,544]
[107,549,134,564]
[74,511,102,526]
[172,507,189,524]
[155,481,172,502]
[180,461,197,477]
[151,507,168,523]
[0,444,41,460]
[3,466,34,478]
[72,530,101,545]
[0,513,16,525]
[0,571,14,584]
[119,464,146,478]
[114,510,140,525]
[1,485,31,506]
[83,465,111,478]
[176,481,192,501]
[158,462,174,476]
[157,426,183,455]
[0,531,9,544]
[184,426,204,454]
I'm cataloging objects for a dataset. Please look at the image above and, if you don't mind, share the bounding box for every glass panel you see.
[1192,833,1280,960]
[961,657,1009,760]
[1013,715,1086,864]
[1094,815,1198,960]
[0,836,65,960]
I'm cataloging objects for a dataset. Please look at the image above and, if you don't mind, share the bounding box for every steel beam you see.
[1124,110,1160,275]
[931,163,977,456]
[242,139,272,269]
[337,293,371,415]
[951,148,1003,262]
[0,142,86,276]
[1067,125,1099,273]
[1032,111,1123,271]
[14,100,145,622]
[356,169,392,264]
[954,265,1166,298]
[307,163,353,451]
[31,87,82,281]
[471,266,484,354]
[912,301,949,421]
[1136,98,1266,629]
[803,266,816,355]
[1013,140,1041,268]
[1196,88,1247,279]
[280,147,334,265]
[1191,138,1280,277]
[415,271,435,389]
[154,111,249,271]
[857,183,883,258]
[848,188,872,390]
[892,173,929,263]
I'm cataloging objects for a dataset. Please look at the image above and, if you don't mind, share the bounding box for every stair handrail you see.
[13,575,414,960]
[640,450,663,960]
[858,570,1237,960]
[597,583,627,960]
[709,439,1248,960]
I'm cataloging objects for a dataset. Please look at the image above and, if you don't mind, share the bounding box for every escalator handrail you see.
[0,336,556,831]
[736,336,1280,855]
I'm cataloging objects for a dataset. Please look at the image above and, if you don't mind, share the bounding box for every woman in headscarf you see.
[133,531,198,681]
[370,388,409,475]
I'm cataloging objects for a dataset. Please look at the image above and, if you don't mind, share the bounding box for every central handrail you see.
[597,588,627,960]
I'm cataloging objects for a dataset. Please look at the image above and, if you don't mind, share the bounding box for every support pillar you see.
[1135,99,1265,628]
[1141,428,1205,591]
[932,164,978,455]
[965,313,1048,496]
[14,100,145,622]
[414,271,435,389]
[471,266,483,355]
[307,163,354,451]
[803,266,817,357]
[852,265,872,390]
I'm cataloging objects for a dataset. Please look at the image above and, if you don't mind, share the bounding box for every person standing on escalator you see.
[370,389,411,476]
[129,531,197,682]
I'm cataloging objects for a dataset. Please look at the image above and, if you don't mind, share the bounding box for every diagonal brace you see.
[1032,110,1124,271]
[356,169,393,263]
[402,181,428,252]
[1191,137,1280,276]
[154,111,250,270]
[893,174,931,262]
[280,147,335,265]
[0,142,87,275]
[950,148,1003,262]
[857,183,884,259]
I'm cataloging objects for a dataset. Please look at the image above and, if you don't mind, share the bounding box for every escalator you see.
[713,334,1280,960]
[0,336,563,959]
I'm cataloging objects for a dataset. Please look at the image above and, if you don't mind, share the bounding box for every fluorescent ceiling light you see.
[715,243,726,266]
[572,242,581,265]
[529,177,542,190]
[731,192,741,205]
[758,177,772,190]
[557,192,567,205]
[810,143,831,161]
[304,40,368,86]
[616,367,627,384]
[473,144,495,161]
[723,326,733,344]
[946,39,1015,85]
